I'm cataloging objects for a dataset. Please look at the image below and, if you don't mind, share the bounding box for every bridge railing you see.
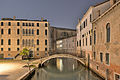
[48,50,85,58]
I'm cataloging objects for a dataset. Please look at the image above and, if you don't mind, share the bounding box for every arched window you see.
[37,39,39,45]
[23,29,25,35]
[106,23,110,42]
[32,29,34,35]
[26,29,28,35]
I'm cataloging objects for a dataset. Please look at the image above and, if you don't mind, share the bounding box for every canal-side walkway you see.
[0,60,32,80]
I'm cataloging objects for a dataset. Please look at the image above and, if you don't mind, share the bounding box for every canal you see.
[31,58,104,80]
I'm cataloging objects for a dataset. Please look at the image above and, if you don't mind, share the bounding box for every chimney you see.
[13,16,16,20]
[41,17,44,21]
[110,0,117,6]
[78,18,80,23]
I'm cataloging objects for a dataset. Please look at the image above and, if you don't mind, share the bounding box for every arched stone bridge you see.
[32,54,85,66]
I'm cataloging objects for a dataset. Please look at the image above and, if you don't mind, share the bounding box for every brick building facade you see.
[91,0,120,80]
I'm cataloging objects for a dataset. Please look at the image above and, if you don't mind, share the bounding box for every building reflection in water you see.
[31,58,103,80]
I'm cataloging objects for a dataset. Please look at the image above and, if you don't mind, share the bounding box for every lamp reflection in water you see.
[56,58,63,71]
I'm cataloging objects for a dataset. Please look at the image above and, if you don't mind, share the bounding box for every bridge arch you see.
[40,54,85,66]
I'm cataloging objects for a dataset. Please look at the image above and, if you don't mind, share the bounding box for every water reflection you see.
[31,58,103,80]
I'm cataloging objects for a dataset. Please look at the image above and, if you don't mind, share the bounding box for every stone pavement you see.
[0,60,31,80]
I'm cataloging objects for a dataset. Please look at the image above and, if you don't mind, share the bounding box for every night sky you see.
[0,0,105,29]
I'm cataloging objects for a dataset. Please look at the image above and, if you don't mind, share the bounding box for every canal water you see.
[31,58,104,80]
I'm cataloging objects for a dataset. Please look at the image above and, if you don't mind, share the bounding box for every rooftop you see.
[1,17,48,22]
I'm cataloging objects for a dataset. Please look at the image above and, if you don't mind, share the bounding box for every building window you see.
[23,29,25,35]
[1,39,3,45]
[90,14,92,22]
[26,23,28,26]
[8,54,10,56]
[106,23,110,42]
[37,39,39,45]
[37,29,39,35]
[29,23,31,26]
[45,48,47,51]
[93,52,96,60]
[23,23,25,26]
[115,73,120,80]
[8,48,11,51]
[29,29,31,35]
[8,22,11,26]
[8,29,11,34]
[106,53,109,65]
[17,39,20,45]
[100,52,103,63]
[37,53,39,56]
[1,48,3,51]
[32,29,34,34]
[45,40,47,45]
[90,36,92,45]
[86,38,87,46]
[45,29,47,36]
[32,23,34,26]
[45,23,47,27]
[17,22,20,26]
[77,41,78,47]
[17,29,20,34]
[8,39,11,45]
[86,19,87,26]
[94,30,96,45]
[37,48,39,51]
[1,29,4,34]
[84,21,85,28]
[79,40,81,47]
[26,29,28,35]
[17,48,19,51]
[37,23,39,27]
[1,22,3,26]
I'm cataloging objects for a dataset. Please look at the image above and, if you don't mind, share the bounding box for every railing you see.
[48,49,85,59]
